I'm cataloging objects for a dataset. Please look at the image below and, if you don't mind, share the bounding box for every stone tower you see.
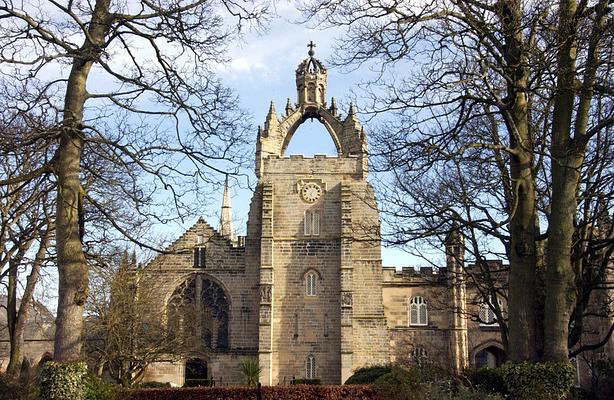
[445,227,469,374]
[251,44,389,385]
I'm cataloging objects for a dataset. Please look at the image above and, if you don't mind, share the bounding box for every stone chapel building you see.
[0,47,612,389]
[115,47,613,387]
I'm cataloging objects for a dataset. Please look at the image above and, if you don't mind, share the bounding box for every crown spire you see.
[219,175,236,243]
[296,42,328,107]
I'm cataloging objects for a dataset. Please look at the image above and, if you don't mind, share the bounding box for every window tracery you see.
[409,296,428,326]
[479,295,502,326]
[306,272,317,296]
[167,275,229,349]
[306,355,316,379]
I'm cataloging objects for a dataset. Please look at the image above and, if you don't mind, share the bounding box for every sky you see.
[191,3,431,269]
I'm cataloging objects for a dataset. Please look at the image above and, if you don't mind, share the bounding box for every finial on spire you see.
[308,41,316,57]
[330,97,338,116]
[285,98,293,116]
[348,102,356,116]
[265,100,278,130]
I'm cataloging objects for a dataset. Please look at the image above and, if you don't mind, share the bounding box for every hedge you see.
[39,362,88,400]
[125,385,379,400]
[291,378,321,385]
[464,366,507,395]
[345,365,392,385]
[501,361,574,400]
[373,368,421,400]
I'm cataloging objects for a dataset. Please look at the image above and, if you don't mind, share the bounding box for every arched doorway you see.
[475,345,506,368]
[185,358,208,386]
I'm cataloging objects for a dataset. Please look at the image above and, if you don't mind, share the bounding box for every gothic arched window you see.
[167,275,230,349]
[479,295,502,326]
[409,296,428,326]
[306,272,317,296]
[305,355,316,379]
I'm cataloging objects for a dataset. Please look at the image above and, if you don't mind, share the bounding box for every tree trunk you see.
[543,0,577,363]
[6,232,48,376]
[545,153,582,361]
[498,0,538,362]
[544,0,607,362]
[53,0,110,361]
[6,256,19,377]
[54,128,88,361]
[507,148,538,362]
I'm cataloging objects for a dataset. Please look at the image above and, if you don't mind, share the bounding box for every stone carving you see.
[260,284,272,303]
[341,292,353,307]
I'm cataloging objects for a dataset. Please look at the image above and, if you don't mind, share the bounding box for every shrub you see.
[408,362,446,384]
[137,381,171,388]
[501,361,574,400]
[345,365,392,384]
[239,358,261,386]
[124,385,379,400]
[568,387,590,400]
[0,373,35,400]
[292,378,321,385]
[593,357,614,400]
[464,366,507,395]
[374,367,422,400]
[84,374,123,400]
[182,378,214,388]
[426,384,504,400]
[39,361,88,400]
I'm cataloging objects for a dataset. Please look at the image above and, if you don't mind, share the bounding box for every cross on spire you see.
[307,41,316,56]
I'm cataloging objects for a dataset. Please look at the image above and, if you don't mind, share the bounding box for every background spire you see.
[219,175,236,243]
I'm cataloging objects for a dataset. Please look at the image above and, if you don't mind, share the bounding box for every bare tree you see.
[0,108,56,378]
[85,250,206,387]
[0,0,269,369]
[300,0,613,362]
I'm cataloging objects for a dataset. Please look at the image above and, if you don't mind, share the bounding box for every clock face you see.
[301,183,322,203]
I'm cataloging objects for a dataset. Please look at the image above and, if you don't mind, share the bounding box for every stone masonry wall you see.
[256,155,389,384]
[139,219,260,385]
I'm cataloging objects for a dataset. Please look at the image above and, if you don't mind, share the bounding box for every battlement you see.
[382,266,449,284]
[262,153,363,176]
[266,153,360,160]
[382,258,510,286]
